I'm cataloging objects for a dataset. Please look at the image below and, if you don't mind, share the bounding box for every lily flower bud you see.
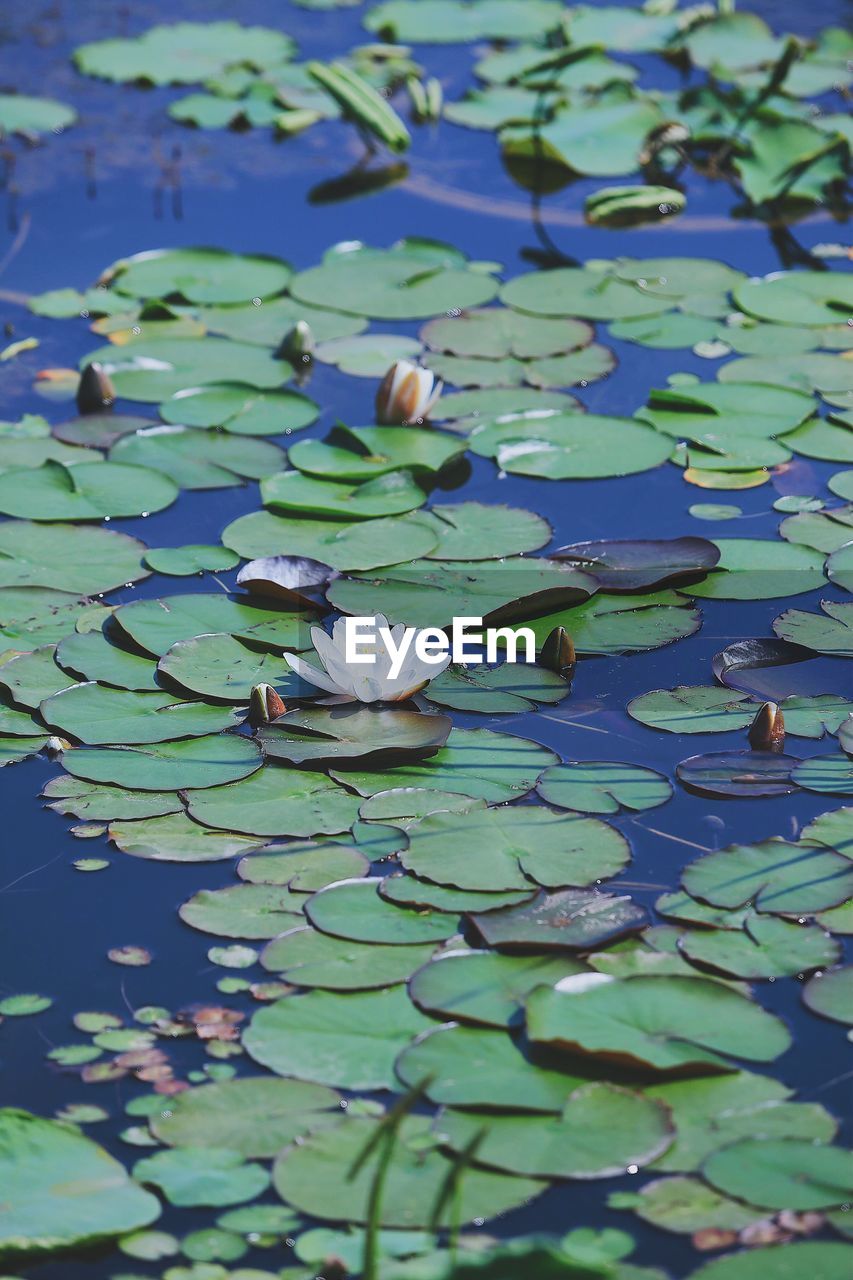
[76,362,116,414]
[748,701,785,752]
[538,626,576,679]
[44,736,71,758]
[279,320,315,363]
[376,359,442,425]
[249,683,286,727]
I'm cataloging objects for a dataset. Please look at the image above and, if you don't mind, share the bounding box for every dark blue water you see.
[0,2,851,1276]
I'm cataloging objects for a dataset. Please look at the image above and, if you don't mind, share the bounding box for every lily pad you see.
[143,545,240,576]
[305,878,460,945]
[244,986,434,1091]
[527,591,702,656]
[555,537,719,593]
[40,684,243,744]
[271,1113,542,1226]
[150,1077,340,1157]
[63,734,262,791]
[679,914,840,979]
[423,661,569,713]
[261,927,438,991]
[41,775,181,821]
[262,469,426,521]
[408,949,582,1028]
[113,594,311,657]
[682,838,853,915]
[365,0,564,42]
[83,337,292,402]
[55,630,159,692]
[159,633,308,703]
[773,601,853,657]
[527,974,791,1072]
[179,884,304,939]
[469,413,671,480]
[0,522,148,594]
[537,761,672,814]
[186,765,361,837]
[419,502,551,559]
[690,1243,853,1280]
[0,1109,159,1253]
[132,1147,269,1208]
[437,1082,672,1177]
[110,247,292,301]
[689,539,826,600]
[258,706,452,767]
[703,1138,853,1211]
[222,510,440,571]
[239,839,369,890]
[609,1174,763,1235]
[803,966,853,1024]
[110,426,284,489]
[0,461,177,521]
[793,754,853,796]
[676,751,799,798]
[471,888,648,951]
[109,812,261,863]
[160,383,319,436]
[0,94,76,137]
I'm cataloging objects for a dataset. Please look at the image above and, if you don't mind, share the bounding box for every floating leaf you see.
[222,510,440,571]
[143,544,240,576]
[682,838,853,915]
[792,754,853,796]
[0,93,76,136]
[258,706,452,768]
[186,766,361,837]
[41,684,242,744]
[64,734,262,791]
[689,1243,853,1280]
[179,884,304,939]
[113,594,312,657]
[537,761,672,814]
[471,889,647,951]
[609,1174,762,1234]
[703,1138,853,1211]
[365,0,564,42]
[84,337,291,402]
[160,383,319,436]
[679,914,840,979]
[305,878,460,945]
[55,631,159,692]
[271,1113,542,1226]
[554,537,719,593]
[689,539,826,600]
[469,413,671,480]
[0,1109,160,1253]
[676,751,798,798]
[261,927,437,991]
[240,839,369,890]
[527,975,790,1072]
[158,633,308,703]
[423,661,569,713]
[109,812,261,863]
[803,966,853,1024]
[527,590,701,656]
[42,775,181,821]
[110,426,284,489]
[0,522,148,594]
[133,1147,269,1208]
[773,601,853,657]
[150,1077,339,1158]
[244,987,434,1090]
[408,949,582,1029]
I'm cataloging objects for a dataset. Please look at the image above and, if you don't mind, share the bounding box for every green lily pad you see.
[0,93,76,137]
[0,994,52,1016]
[75,23,294,86]
[143,544,240,576]
[504,93,663,179]
[408,949,582,1029]
[179,884,304,939]
[0,522,148,594]
[186,765,361,837]
[793,754,853,796]
[132,1147,269,1208]
[158,633,308,703]
[646,1071,835,1173]
[397,1023,586,1112]
[803,966,853,1024]
[420,502,551,559]
[239,839,369,890]
[110,426,284,489]
[527,590,701,656]
[258,706,452,768]
[330,726,558,802]
[682,838,853,915]
[83,337,292,402]
[222,510,440,571]
[244,986,434,1090]
[703,1138,853,1211]
[305,879,460,945]
[108,812,261,863]
[423,661,569,713]
[261,469,426,520]
[40,684,243,744]
[289,241,499,320]
[113,593,312,657]
[471,888,648,951]
[0,734,49,766]
[199,297,365,348]
[423,309,592,360]
[110,247,292,301]
[289,427,464,483]
[160,383,319,436]
[260,926,438,990]
[63,733,262,791]
[0,461,177,521]
[314,334,422,377]
[773,601,853,656]
[469,413,671,479]
[628,687,755,734]
[734,272,853,328]
[537,760,672,814]
[401,804,630,890]
[609,1174,763,1234]
[380,874,533,914]
[689,1243,853,1280]
[679,914,840,979]
[42,774,181,821]
[438,1082,672,1177]
[0,646,74,707]
[502,267,670,321]
[0,1109,160,1253]
[271,1113,543,1225]
[689,539,826,600]
[676,751,799,798]
[150,1077,340,1157]
[55,631,159,691]
[365,0,564,42]
[527,974,790,1072]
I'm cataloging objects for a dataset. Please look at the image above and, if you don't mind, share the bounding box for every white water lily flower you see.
[376,359,443,425]
[286,614,450,703]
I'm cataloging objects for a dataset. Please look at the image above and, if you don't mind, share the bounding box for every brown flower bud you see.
[538,625,576,679]
[76,362,116,414]
[249,683,286,726]
[748,701,785,752]
[376,359,442,425]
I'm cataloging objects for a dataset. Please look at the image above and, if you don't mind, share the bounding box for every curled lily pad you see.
[554,538,719,592]
[258,706,452,768]
[712,637,816,693]
[470,889,647,951]
[537,761,672,814]
[527,974,791,1072]
[0,1109,160,1253]
[272,1112,543,1226]
[40,684,243,744]
[244,986,434,1091]
[437,1082,673,1177]
[676,751,799,798]
[236,555,336,607]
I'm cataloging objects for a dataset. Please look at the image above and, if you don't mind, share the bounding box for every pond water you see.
[0,2,851,1279]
